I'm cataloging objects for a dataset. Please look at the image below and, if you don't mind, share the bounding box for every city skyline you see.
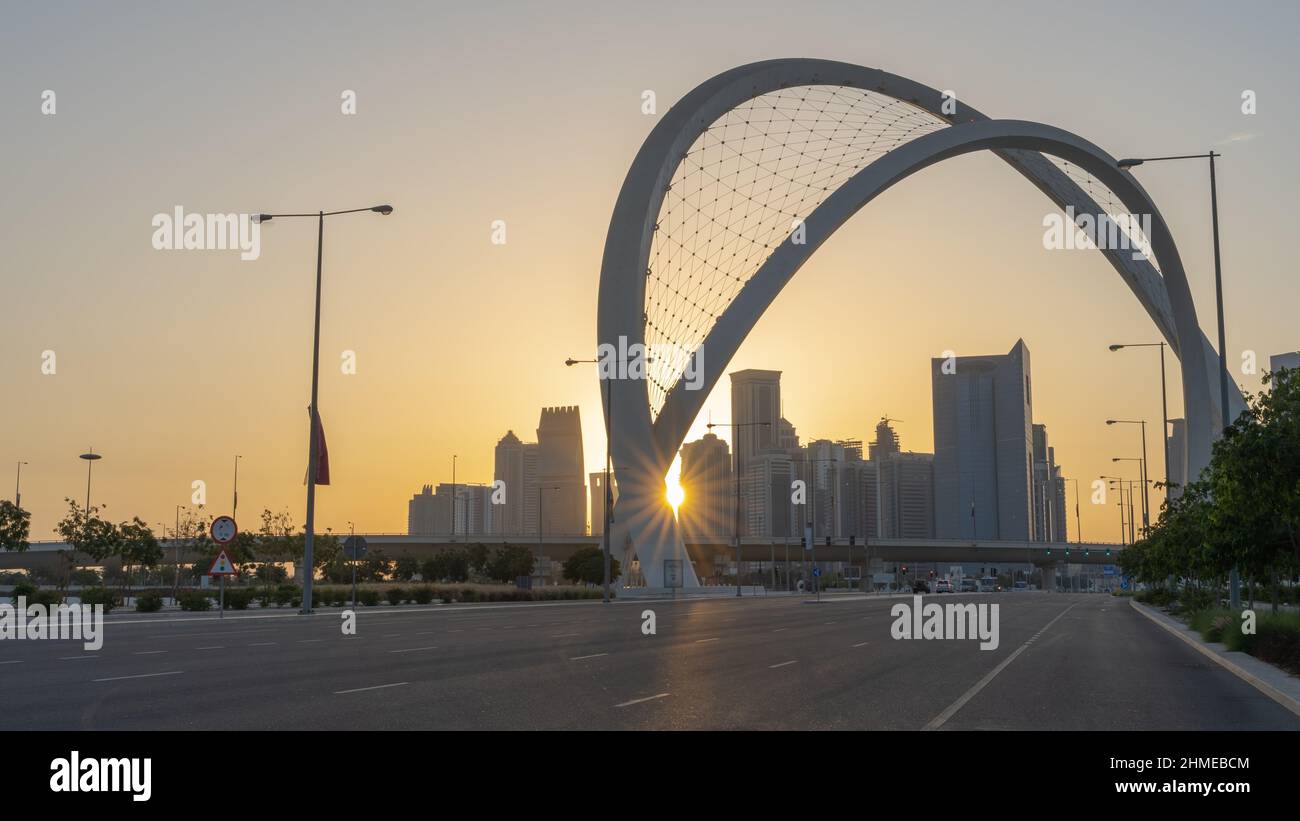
[4,2,1297,550]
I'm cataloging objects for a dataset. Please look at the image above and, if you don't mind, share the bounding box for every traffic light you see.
[1084,549,1090,558]
[849,535,856,546]
[929,570,936,578]
[901,564,908,574]
[800,537,806,549]
[825,536,831,547]
[1105,548,1111,557]
[1046,548,1052,556]
[1064,548,1071,557]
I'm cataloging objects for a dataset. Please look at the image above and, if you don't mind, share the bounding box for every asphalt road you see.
[1,592,1296,730]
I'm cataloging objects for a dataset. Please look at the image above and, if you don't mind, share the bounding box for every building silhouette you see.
[932,340,1035,540]
[679,432,732,542]
[730,369,782,535]
[536,406,586,536]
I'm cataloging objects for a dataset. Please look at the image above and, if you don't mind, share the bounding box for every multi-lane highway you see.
[1,593,1296,730]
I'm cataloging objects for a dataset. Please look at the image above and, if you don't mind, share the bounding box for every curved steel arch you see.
[598,59,1238,589]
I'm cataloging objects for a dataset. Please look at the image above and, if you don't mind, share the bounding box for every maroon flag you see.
[305,408,331,486]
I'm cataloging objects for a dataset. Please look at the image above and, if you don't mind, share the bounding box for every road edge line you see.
[1129,599,1300,719]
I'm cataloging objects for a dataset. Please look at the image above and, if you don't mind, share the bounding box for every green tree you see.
[0,500,31,553]
[394,556,419,582]
[118,517,162,593]
[486,544,536,582]
[562,546,620,585]
[55,499,121,563]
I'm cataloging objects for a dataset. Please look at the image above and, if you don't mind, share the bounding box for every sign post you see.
[209,516,238,619]
[343,535,368,608]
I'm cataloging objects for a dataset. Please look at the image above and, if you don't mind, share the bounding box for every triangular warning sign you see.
[208,550,236,576]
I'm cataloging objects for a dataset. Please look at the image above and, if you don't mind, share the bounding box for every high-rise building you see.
[1167,418,1187,501]
[777,417,800,450]
[730,369,782,534]
[1032,425,1059,541]
[879,452,935,538]
[837,457,879,541]
[588,472,618,536]
[745,449,797,539]
[537,406,585,536]
[932,340,1035,540]
[868,417,901,461]
[408,484,438,535]
[679,432,732,542]
[805,439,846,539]
[493,430,526,535]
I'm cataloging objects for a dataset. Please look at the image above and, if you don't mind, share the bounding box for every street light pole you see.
[232,454,241,519]
[253,204,393,615]
[1117,152,1235,603]
[14,460,27,509]
[1107,422,1151,534]
[78,450,102,513]
[565,356,615,602]
[1109,343,1170,501]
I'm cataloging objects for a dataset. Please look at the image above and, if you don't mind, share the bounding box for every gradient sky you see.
[2,1,1297,544]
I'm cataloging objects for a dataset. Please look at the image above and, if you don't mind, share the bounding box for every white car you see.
[934,579,953,593]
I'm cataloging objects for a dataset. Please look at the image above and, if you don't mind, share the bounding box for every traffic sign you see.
[208,549,237,576]
[343,535,368,560]
[812,567,821,578]
[210,515,237,545]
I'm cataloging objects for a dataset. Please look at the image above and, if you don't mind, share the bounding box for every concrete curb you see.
[1129,598,1300,719]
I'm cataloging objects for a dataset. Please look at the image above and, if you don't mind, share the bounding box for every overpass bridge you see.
[4,535,1122,591]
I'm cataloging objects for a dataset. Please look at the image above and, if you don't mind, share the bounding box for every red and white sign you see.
[208,549,237,576]
[210,515,237,545]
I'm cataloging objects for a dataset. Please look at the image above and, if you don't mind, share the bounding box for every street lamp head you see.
[1108,344,1124,351]
[370,205,394,215]
[252,213,272,224]
[1106,419,1117,425]
[1117,158,1144,169]
[564,358,578,367]
[79,452,101,461]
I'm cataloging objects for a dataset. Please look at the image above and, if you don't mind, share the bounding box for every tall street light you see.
[254,204,394,615]
[78,450,102,513]
[14,460,28,509]
[706,420,771,597]
[1117,151,1236,604]
[1107,420,1150,533]
[1108,343,1170,498]
[232,454,242,519]
[1111,457,1149,537]
[565,356,614,603]
[1062,477,1083,543]
[1100,476,1131,544]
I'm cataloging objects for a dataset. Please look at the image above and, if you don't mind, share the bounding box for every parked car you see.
[959,578,978,593]
[912,579,930,594]
[934,579,953,593]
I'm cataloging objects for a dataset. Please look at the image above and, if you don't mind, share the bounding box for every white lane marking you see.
[769,660,798,669]
[132,650,166,655]
[615,693,671,708]
[852,641,869,648]
[195,645,224,650]
[695,637,719,644]
[389,646,439,654]
[0,660,23,665]
[449,629,465,633]
[382,633,402,638]
[247,642,277,647]
[297,639,324,643]
[924,602,1079,731]
[59,655,99,660]
[552,632,579,637]
[334,682,409,695]
[772,628,787,633]
[569,653,609,661]
[414,631,436,636]
[824,621,838,625]
[93,670,184,683]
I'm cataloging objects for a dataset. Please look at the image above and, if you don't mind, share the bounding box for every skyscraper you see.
[408,484,438,535]
[730,369,782,534]
[879,452,935,538]
[493,430,526,535]
[932,340,1035,540]
[536,406,585,536]
[1032,424,1062,542]
[679,432,732,542]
